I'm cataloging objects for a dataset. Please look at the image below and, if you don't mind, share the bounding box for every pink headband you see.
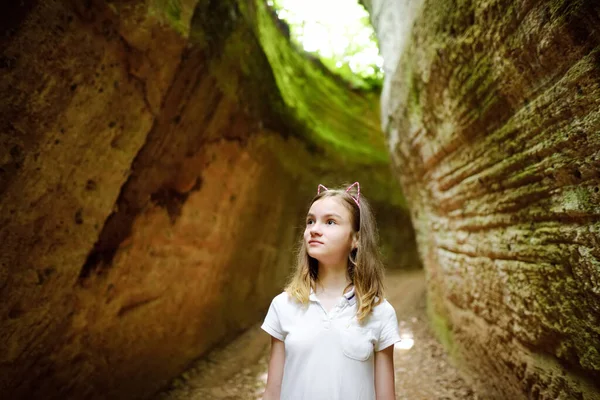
[317,182,360,207]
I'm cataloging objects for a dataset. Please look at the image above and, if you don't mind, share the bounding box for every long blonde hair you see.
[285,184,385,323]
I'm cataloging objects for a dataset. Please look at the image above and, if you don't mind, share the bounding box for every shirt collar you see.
[344,286,357,305]
[309,286,357,305]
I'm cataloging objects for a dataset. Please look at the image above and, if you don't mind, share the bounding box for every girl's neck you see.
[316,261,351,295]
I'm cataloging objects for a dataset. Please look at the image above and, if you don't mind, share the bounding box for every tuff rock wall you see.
[364,0,600,398]
[0,1,416,399]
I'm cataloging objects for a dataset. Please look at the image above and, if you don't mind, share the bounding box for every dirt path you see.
[155,270,478,400]
[385,271,477,399]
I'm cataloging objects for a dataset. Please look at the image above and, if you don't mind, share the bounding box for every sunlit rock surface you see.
[0,0,416,399]
[364,0,600,398]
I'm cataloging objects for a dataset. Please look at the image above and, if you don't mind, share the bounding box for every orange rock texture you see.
[0,0,416,399]
[363,0,600,398]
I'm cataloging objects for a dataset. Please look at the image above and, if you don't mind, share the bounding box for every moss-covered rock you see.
[365,0,600,397]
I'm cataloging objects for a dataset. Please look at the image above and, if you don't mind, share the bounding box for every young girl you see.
[261,182,401,400]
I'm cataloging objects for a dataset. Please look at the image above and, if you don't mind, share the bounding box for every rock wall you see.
[0,0,416,399]
[365,0,600,398]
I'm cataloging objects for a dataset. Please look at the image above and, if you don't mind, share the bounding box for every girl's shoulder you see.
[271,291,300,309]
[370,298,398,320]
[271,291,290,304]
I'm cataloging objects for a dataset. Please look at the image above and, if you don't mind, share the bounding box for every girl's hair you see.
[284,183,385,323]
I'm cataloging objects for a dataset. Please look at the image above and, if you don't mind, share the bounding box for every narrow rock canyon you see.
[1,0,599,399]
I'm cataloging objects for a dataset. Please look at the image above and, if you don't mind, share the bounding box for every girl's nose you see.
[309,223,322,235]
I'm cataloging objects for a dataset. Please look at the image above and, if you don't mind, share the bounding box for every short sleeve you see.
[375,303,401,351]
[261,296,285,341]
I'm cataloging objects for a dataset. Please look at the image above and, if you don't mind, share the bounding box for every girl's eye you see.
[327,219,336,225]
[306,219,314,225]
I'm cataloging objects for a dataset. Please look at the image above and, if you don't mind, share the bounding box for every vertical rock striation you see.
[365,0,600,398]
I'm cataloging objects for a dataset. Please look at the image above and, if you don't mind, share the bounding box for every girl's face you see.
[304,196,358,265]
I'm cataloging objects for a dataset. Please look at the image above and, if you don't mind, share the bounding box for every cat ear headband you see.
[317,182,360,207]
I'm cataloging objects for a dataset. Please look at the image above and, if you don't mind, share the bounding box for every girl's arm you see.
[262,336,285,400]
[374,345,396,400]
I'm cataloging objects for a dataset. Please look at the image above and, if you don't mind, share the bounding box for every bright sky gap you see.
[267,0,384,87]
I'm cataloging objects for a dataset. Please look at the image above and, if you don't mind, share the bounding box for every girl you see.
[261,182,401,400]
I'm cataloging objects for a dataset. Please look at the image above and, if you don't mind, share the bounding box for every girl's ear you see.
[352,233,359,250]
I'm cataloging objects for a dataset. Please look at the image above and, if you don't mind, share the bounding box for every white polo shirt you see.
[261,287,401,400]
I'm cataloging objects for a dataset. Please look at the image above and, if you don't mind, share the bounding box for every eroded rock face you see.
[0,0,415,399]
[366,0,600,398]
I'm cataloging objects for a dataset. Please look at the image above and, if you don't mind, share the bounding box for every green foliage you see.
[268,0,383,90]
